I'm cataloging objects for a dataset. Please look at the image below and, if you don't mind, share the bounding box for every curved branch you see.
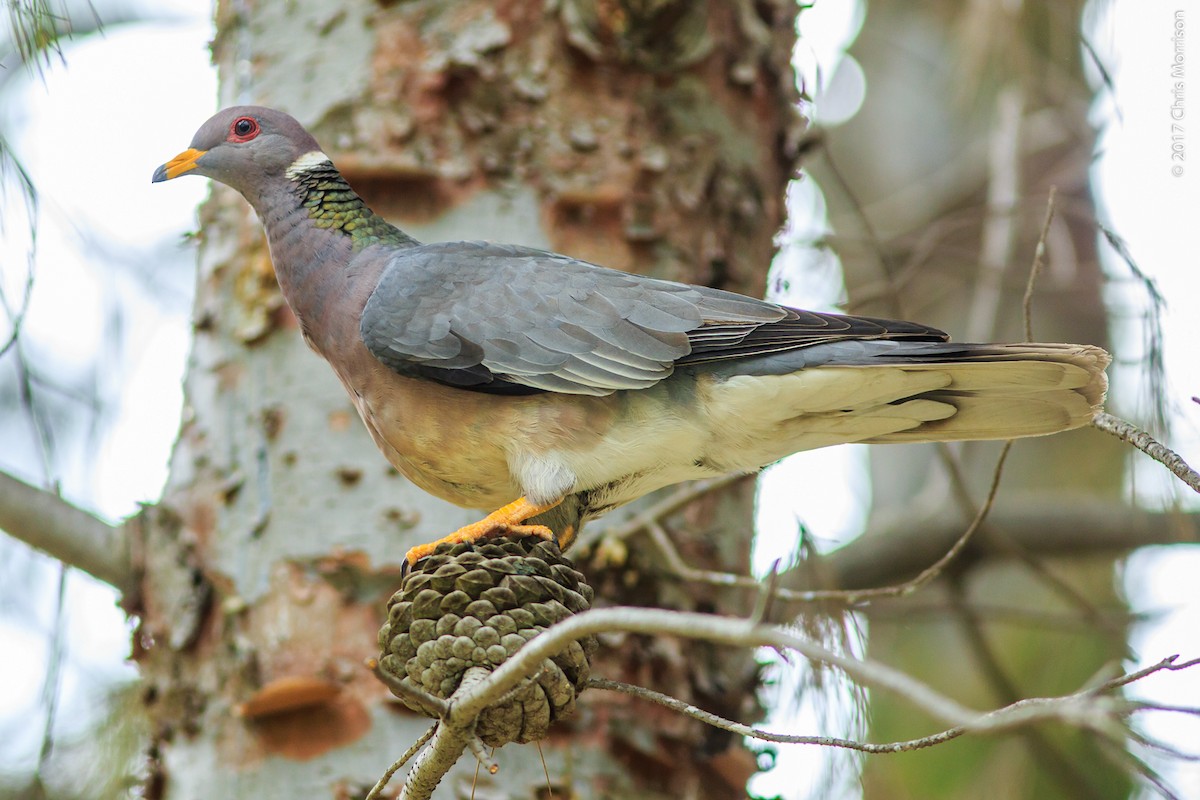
[396,608,1200,796]
[453,609,976,726]
[0,469,134,594]
[1093,412,1200,495]
[399,608,976,795]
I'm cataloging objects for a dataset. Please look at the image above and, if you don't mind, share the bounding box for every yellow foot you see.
[403,496,562,571]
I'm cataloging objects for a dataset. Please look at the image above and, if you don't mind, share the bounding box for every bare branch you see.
[392,607,1200,795]
[826,497,1197,590]
[598,442,1008,605]
[367,658,447,718]
[0,469,134,594]
[392,608,975,794]
[587,677,964,754]
[466,736,499,775]
[365,724,436,800]
[1096,655,1200,691]
[794,441,1011,603]
[602,461,1196,603]
[589,671,1200,758]
[1093,412,1200,495]
[448,610,979,765]
[598,466,1195,606]
[398,666,492,800]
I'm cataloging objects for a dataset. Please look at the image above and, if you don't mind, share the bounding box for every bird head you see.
[153,106,324,203]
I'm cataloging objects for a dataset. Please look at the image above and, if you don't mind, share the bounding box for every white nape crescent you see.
[286,150,333,179]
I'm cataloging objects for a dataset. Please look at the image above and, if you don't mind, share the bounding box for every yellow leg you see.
[404,496,562,567]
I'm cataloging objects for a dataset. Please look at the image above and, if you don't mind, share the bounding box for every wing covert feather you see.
[359,241,946,395]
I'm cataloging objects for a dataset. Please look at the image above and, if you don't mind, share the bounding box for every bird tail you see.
[855,342,1110,443]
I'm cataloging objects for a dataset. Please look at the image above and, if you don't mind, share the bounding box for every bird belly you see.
[336,361,519,509]
[535,382,729,517]
[347,364,715,515]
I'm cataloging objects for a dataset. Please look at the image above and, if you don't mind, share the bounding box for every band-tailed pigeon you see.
[154,106,1109,568]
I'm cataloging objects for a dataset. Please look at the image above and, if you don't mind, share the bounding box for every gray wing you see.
[359,241,946,396]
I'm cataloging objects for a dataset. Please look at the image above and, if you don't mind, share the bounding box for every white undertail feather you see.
[705,343,1109,470]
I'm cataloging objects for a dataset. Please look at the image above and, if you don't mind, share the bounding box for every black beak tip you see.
[152,164,169,183]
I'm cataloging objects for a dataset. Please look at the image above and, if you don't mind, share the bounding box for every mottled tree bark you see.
[134,2,802,797]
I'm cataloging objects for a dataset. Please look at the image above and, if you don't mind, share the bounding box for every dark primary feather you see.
[359,241,949,396]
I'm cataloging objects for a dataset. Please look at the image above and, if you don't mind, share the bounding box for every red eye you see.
[230,116,260,142]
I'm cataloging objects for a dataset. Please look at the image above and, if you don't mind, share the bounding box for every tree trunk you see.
[134,1,801,797]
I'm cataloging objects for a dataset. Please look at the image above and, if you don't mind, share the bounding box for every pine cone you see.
[378,537,596,747]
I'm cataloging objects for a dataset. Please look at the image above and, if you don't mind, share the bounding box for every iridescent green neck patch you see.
[289,158,417,250]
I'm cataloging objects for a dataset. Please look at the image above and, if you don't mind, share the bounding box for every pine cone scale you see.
[377,537,596,747]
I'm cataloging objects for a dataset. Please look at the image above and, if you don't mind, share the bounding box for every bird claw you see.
[484,522,556,542]
[401,521,558,580]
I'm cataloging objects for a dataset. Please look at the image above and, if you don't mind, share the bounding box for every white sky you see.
[0,6,215,779]
[0,0,1197,796]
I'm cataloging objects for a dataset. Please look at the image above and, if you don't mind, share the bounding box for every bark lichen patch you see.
[233,249,287,346]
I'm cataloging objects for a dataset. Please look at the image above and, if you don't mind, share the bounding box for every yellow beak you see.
[152,148,206,182]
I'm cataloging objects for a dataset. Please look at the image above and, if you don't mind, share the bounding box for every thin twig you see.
[936,442,1117,640]
[750,559,782,624]
[466,736,499,775]
[632,495,1196,599]
[587,474,749,547]
[625,442,1009,606]
[1098,224,1169,433]
[368,658,448,718]
[1093,412,1200,495]
[832,442,1012,603]
[949,576,1099,795]
[589,674,1199,757]
[365,724,436,800]
[36,564,68,786]
[1023,186,1058,343]
[587,677,962,753]
[643,520,765,592]
[1095,655,1200,691]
